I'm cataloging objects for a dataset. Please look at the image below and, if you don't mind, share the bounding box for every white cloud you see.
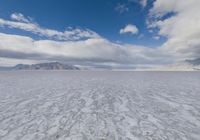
[0,32,171,67]
[0,57,41,67]
[153,36,160,40]
[128,0,147,8]
[148,0,200,61]
[0,13,100,41]
[115,3,129,13]
[4,8,200,68]
[120,24,139,34]
[140,0,147,8]
[11,13,31,23]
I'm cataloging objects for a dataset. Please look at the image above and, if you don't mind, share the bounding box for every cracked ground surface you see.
[0,71,200,140]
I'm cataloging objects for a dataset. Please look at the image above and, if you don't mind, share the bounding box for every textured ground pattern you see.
[0,71,200,140]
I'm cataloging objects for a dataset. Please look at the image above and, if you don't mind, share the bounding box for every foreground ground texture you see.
[0,71,200,140]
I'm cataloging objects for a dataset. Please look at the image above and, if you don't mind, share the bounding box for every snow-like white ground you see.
[0,71,200,140]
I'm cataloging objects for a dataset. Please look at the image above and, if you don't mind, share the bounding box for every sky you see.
[0,0,200,68]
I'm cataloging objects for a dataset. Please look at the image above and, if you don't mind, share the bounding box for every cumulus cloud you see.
[0,13,100,41]
[0,12,175,68]
[148,0,200,61]
[120,24,139,35]
[3,5,200,68]
[0,32,171,67]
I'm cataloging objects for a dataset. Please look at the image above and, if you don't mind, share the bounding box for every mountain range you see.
[0,58,200,71]
[0,62,80,71]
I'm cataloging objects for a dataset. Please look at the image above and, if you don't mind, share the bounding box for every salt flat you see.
[0,71,200,140]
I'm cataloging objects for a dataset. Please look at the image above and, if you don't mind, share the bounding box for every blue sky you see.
[0,0,199,68]
[0,0,164,47]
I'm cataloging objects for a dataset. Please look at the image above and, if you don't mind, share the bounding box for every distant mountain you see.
[186,58,200,66]
[148,58,200,71]
[134,61,200,71]
[149,60,200,71]
[0,62,80,71]
[154,63,200,71]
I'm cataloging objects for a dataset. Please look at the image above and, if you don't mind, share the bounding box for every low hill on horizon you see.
[0,62,80,71]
